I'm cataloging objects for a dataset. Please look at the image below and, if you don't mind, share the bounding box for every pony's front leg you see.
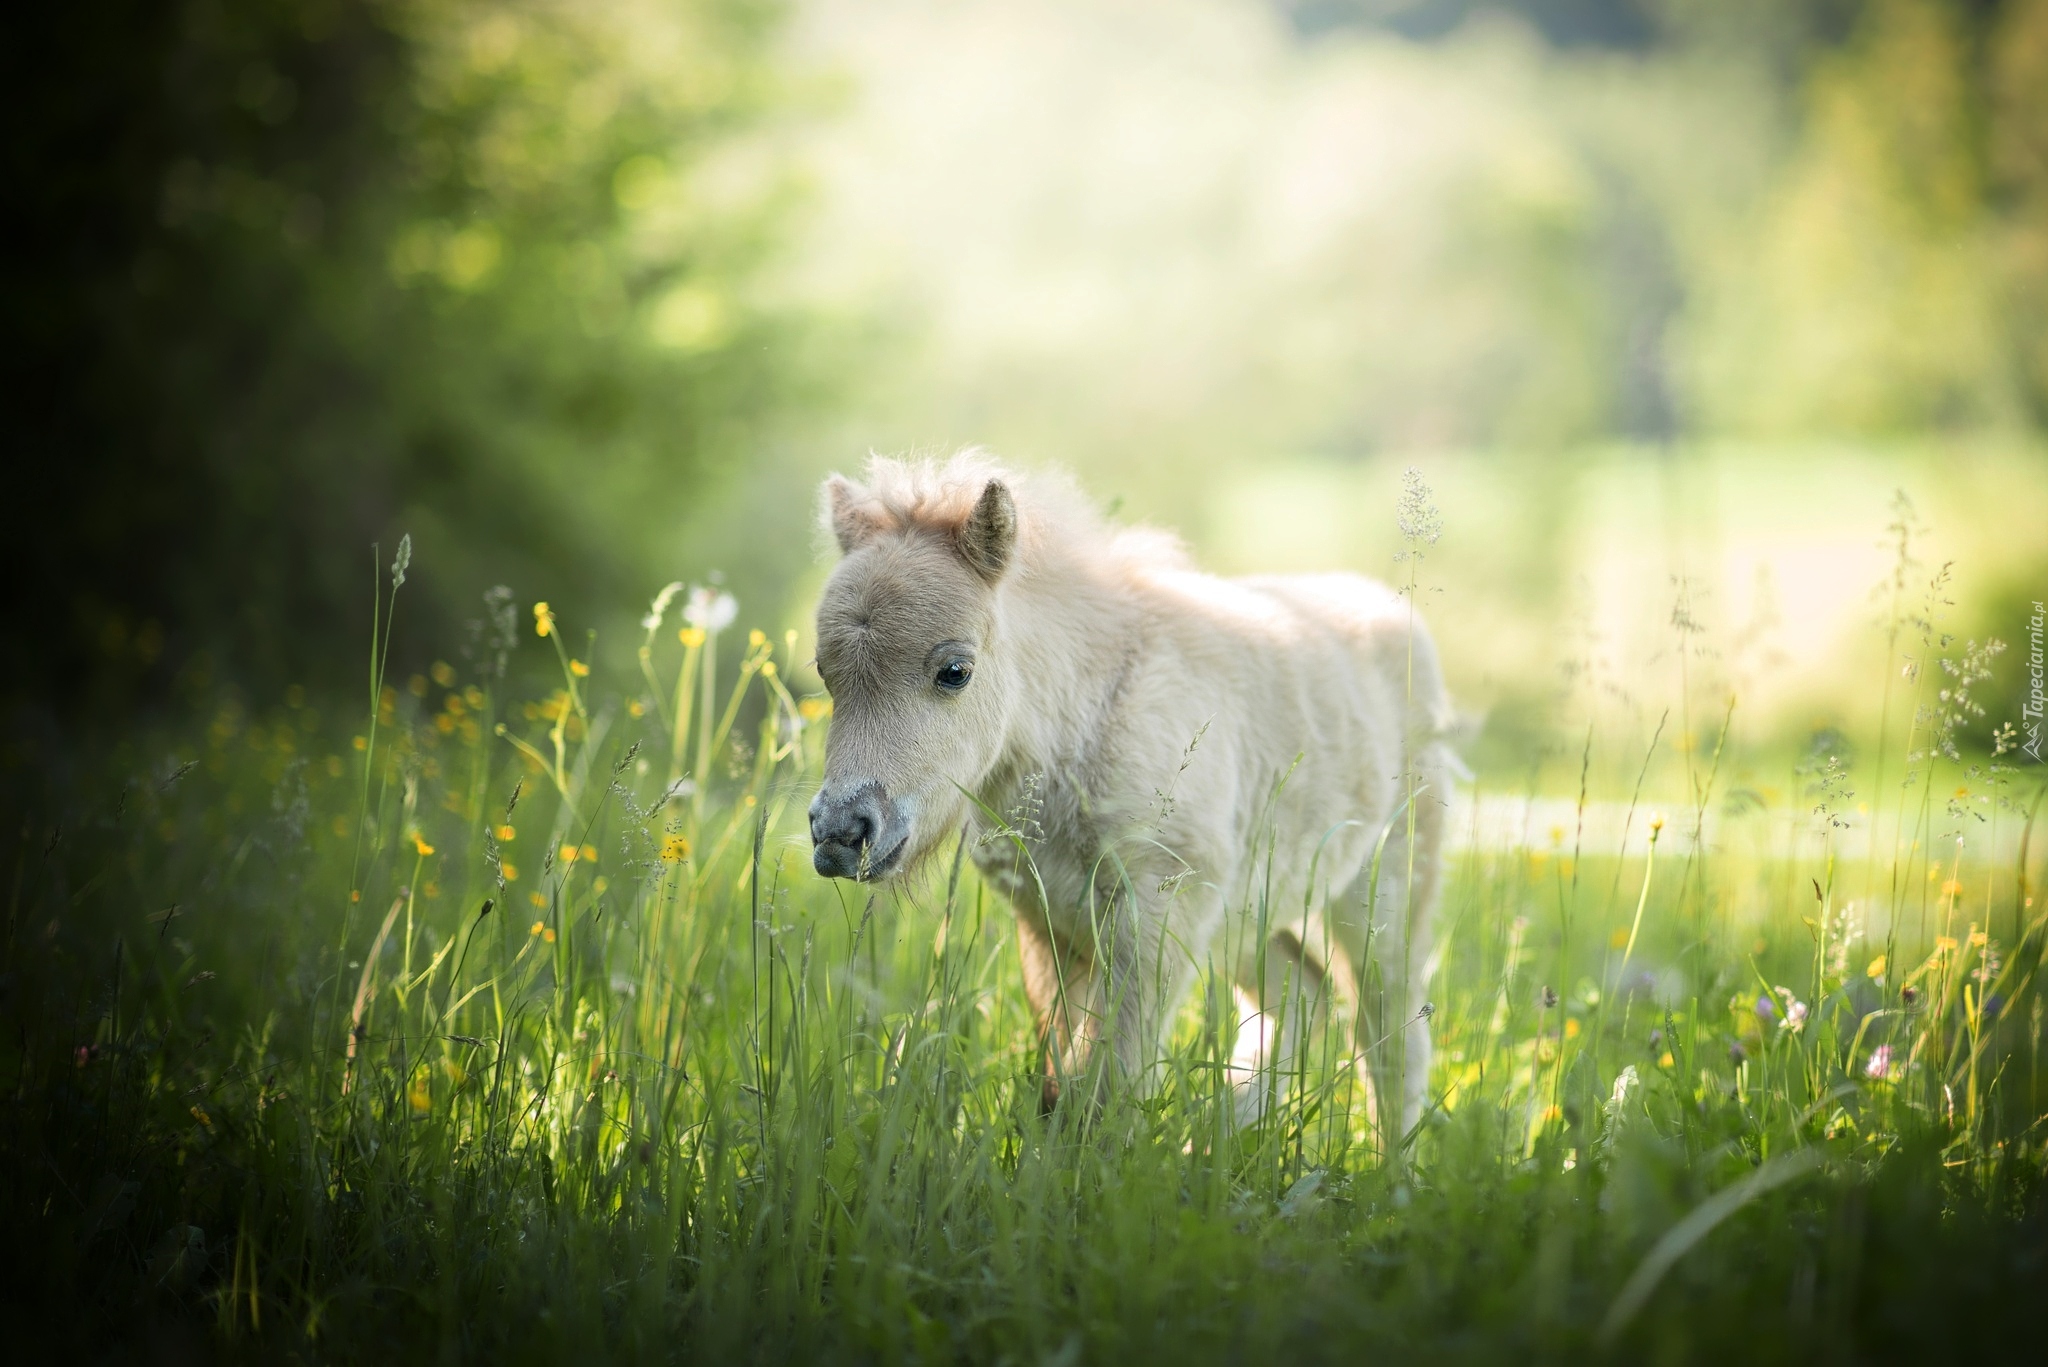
[1098,885,1206,1099]
[1014,906,1103,1112]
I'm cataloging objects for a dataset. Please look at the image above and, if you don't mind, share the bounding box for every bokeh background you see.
[11,0,2048,769]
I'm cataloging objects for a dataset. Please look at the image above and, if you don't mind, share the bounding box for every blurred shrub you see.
[3,0,815,719]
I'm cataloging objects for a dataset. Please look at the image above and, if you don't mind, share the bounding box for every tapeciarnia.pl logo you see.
[2025,599,2045,763]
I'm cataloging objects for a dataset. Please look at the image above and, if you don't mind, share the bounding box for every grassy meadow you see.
[4,508,2046,1365]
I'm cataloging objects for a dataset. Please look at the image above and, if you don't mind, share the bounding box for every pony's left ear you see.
[957,479,1016,583]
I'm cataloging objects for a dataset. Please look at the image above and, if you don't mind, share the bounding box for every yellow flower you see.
[1609,927,1630,950]
[627,698,646,717]
[190,1105,213,1128]
[408,1075,432,1113]
[534,602,555,638]
[530,920,546,936]
[560,843,580,863]
[500,861,518,882]
[1657,1052,1675,1068]
[748,629,767,648]
[760,661,777,679]
[495,824,516,842]
[1936,935,1958,951]
[441,1058,467,1086]
[1941,879,1963,898]
[431,661,456,687]
[592,876,609,894]
[569,659,590,677]
[1866,955,1887,979]
[352,735,368,751]
[1648,813,1665,835]
[543,925,556,942]
[660,834,691,862]
[679,627,706,648]
[798,697,832,721]
[1564,1018,1581,1039]
[413,833,435,857]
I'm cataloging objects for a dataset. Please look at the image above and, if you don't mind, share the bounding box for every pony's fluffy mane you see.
[822,448,1188,576]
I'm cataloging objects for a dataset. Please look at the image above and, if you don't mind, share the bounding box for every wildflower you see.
[413,833,435,857]
[581,843,598,862]
[1647,1028,1663,1053]
[352,735,368,751]
[660,834,691,862]
[1540,985,1559,1010]
[798,697,832,721]
[531,920,545,936]
[748,629,766,649]
[628,699,646,717]
[569,659,590,677]
[678,627,706,648]
[408,1076,431,1113]
[560,843,580,863]
[1901,985,1919,1008]
[1657,1052,1675,1068]
[684,586,737,633]
[534,602,556,638]
[1774,988,1807,1032]
[1728,1041,1747,1066]
[1564,1018,1581,1040]
[190,1105,212,1128]
[1648,812,1665,837]
[495,824,516,841]
[1865,1044,1894,1080]
[1982,993,2005,1021]
[500,861,518,882]
[1755,993,1777,1025]
[1866,955,1887,980]
[431,661,456,687]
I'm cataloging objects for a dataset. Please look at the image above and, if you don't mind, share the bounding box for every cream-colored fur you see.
[809,452,1452,1143]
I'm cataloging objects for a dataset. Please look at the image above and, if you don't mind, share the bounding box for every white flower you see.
[685,585,737,633]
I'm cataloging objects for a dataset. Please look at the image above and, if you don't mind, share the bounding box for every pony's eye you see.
[934,659,972,692]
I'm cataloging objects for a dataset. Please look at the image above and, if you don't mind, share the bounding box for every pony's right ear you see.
[824,475,891,554]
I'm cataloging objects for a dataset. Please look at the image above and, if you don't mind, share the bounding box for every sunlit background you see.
[13,0,2048,770]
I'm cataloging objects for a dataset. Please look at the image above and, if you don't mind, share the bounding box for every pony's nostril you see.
[812,801,876,850]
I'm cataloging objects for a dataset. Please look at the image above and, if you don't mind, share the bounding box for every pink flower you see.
[1865,1044,1894,1080]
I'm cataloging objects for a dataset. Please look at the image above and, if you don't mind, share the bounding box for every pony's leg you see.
[1227,928,1329,1127]
[1096,887,1208,1101]
[1015,908,1099,1113]
[1332,783,1446,1155]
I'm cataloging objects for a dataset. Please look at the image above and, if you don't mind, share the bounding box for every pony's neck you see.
[991,525,1137,788]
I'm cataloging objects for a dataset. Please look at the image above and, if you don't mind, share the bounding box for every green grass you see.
[4,553,2047,1364]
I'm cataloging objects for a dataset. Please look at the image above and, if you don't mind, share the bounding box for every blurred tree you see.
[2,0,812,721]
[1992,0,2048,424]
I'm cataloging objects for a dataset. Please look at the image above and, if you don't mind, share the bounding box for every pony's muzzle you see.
[809,781,903,880]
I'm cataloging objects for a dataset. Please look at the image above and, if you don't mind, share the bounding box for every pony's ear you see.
[824,475,890,554]
[956,479,1016,583]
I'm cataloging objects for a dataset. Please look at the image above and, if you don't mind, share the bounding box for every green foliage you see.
[5,0,813,712]
[4,552,2046,1362]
